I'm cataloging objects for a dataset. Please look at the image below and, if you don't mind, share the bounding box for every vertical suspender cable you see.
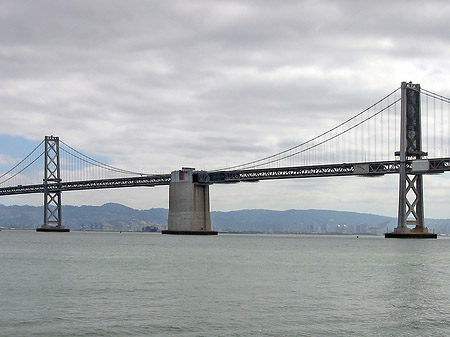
[434,98,436,156]
[387,96,390,160]
[344,124,347,162]
[426,95,429,153]
[353,118,356,162]
[380,100,383,160]
[441,99,444,157]
[360,112,363,162]
[394,99,397,155]
[367,108,370,161]
[374,105,377,161]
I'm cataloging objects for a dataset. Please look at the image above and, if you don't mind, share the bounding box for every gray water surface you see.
[1,231,450,336]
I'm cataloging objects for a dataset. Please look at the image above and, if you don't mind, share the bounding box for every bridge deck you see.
[1,158,449,196]
[0,174,171,196]
[203,158,450,183]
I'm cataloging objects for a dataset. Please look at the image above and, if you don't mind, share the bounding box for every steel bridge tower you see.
[386,82,436,238]
[36,136,69,232]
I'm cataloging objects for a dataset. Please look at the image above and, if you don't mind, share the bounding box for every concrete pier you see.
[36,225,70,232]
[385,226,436,239]
[163,168,217,235]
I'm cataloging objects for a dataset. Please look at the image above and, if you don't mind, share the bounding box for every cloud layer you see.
[2,1,450,216]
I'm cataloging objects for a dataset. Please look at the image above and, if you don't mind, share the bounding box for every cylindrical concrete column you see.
[164,168,217,235]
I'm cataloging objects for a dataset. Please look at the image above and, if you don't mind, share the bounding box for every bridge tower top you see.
[400,82,427,159]
[44,136,61,183]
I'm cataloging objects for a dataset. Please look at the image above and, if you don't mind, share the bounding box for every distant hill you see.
[211,209,394,233]
[1,203,449,233]
[0,203,168,231]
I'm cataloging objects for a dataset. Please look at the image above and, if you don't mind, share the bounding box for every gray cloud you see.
[2,0,450,216]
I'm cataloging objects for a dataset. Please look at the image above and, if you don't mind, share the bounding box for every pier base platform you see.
[162,230,217,235]
[385,226,436,239]
[36,226,70,232]
[385,232,437,239]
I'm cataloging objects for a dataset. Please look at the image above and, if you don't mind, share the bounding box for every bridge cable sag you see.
[240,98,401,169]
[0,140,44,181]
[0,152,44,185]
[214,87,401,171]
[59,140,150,176]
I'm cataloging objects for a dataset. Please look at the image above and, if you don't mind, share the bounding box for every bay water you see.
[1,230,450,336]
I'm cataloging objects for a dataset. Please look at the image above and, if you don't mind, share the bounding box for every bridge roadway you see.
[1,158,450,196]
[202,157,450,183]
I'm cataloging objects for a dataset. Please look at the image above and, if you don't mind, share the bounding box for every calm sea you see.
[1,230,450,336]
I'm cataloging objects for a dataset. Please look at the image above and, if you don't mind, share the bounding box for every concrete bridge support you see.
[163,168,217,235]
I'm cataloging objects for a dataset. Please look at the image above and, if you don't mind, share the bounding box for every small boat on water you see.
[142,225,158,232]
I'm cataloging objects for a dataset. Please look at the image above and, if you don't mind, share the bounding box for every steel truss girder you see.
[0,175,172,196]
[1,159,449,196]
[206,161,401,183]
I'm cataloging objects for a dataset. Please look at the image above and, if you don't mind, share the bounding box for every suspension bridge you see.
[1,82,450,238]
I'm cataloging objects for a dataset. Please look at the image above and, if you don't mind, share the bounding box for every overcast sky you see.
[2,0,450,219]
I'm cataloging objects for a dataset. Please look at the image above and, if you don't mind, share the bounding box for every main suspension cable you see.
[213,87,400,171]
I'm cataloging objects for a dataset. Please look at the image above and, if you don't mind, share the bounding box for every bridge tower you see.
[163,168,217,235]
[36,136,69,232]
[386,82,436,238]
